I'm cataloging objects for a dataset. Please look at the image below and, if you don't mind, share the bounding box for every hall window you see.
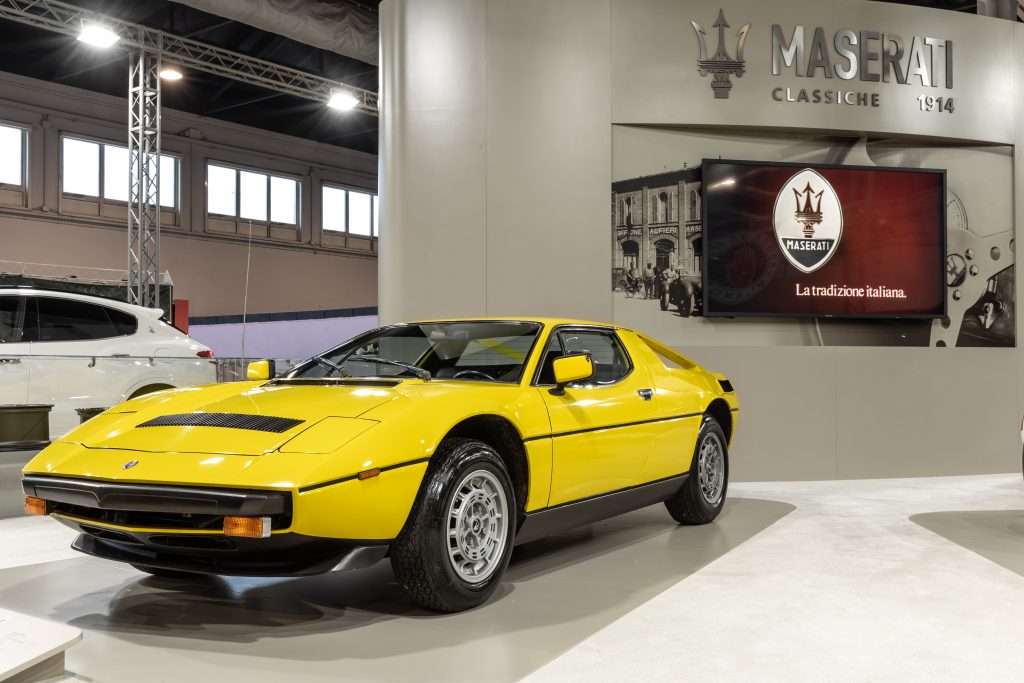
[322,184,379,236]
[655,192,669,223]
[689,189,698,221]
[61,135,178,209]
[206,163,299,225]
[0,123,27,187]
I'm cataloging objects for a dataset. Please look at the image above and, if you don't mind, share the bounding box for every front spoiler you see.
[67,524,389,576]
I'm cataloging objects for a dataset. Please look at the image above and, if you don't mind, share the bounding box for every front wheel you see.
[391,438,516,612]
[665,415,728,525]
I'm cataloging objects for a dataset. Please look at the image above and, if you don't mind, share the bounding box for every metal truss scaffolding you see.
[0,0,378,112]
[0,0,378,309]
[127,32,162,309]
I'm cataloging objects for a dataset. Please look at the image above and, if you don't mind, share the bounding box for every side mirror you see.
[246,359,276,381]
[550,353,593,395]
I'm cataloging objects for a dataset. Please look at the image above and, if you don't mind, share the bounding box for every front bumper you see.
[69,526,388,576]
[23,474,389,576]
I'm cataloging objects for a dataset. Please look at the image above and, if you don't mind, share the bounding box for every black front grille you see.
[52,501,226,530]
[52,500,292,532]
[136,412,303,433]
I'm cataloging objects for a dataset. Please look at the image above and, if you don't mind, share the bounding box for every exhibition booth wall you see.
[379,0,1024,480]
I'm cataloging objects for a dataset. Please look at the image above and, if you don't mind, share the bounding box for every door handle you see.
[0,358,22,365]
[637,388,653,401]
[110,353,131,358]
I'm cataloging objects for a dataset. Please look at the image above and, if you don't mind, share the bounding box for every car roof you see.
[405,317,627,330]
[0,287,164,319]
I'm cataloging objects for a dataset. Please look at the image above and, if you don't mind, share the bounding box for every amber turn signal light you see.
[223,516,271,538]
[24,497,47,516]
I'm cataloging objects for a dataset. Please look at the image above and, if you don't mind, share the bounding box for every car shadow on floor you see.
[0,497,794,674]
[911,509,1024,580]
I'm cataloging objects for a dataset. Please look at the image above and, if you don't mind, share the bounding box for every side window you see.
[0,296,25,343]
[535,328,632,385]
[535,334,564,385]
[107,308,138,336]
[558,329,631,385]
[33,298,120,342]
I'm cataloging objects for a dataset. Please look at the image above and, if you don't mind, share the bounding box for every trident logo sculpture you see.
[691,9,751,99]
[793,182,825,238]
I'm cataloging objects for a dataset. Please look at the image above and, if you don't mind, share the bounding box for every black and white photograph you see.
[611,129,1015,348]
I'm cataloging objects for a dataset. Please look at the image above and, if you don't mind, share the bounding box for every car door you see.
[620,330,706,485]
[535,326,658,506]
[24,296,141,437]
[0,295,30,404]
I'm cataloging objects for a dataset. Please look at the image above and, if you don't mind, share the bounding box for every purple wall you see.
[189,315,379,361]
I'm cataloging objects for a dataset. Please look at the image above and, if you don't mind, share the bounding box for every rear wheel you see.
[677,289,692,317]
[391,438,515,612]
[665,415,728,525]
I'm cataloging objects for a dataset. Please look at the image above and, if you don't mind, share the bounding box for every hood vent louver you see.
[718,379,734,393]
[136,413,304,433]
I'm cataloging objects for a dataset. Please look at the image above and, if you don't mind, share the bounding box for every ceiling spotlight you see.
[160,67,183,81]
[77,22,120,49]
[327,90,359,111]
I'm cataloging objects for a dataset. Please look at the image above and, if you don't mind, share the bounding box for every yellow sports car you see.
[22,318,737,612]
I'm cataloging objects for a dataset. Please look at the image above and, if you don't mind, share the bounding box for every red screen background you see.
[703,162,946,317]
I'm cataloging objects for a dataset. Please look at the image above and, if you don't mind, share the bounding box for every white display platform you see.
[0,609,80,683]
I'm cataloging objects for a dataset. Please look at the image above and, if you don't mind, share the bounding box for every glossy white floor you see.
[528,474,1024,682]
[1,474,1023,682]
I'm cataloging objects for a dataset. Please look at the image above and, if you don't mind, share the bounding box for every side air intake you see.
[136,413,304,433]
[718,379,734,393]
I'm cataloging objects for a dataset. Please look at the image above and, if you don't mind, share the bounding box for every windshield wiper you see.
[311,355,349,378]
[347,355,431,381]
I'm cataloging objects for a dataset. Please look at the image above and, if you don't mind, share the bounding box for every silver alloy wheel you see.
[697,432,725,505]
[445,468,509,584]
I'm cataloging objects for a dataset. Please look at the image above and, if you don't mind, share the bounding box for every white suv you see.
[0,287,216,438]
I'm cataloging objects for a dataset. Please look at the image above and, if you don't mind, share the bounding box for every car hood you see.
[66,379,403,456]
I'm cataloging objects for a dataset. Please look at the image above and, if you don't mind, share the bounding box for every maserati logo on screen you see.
[772,168,843,273]
[691,9,750,99]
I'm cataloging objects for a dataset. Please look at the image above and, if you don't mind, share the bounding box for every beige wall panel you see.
[835,347,1019,478]
[0,216,377,316]
[380,0,1024,479]
[484,0,612,321]
[378,0,488,323]
[611,0,1014,143]
[684,345,839,481]
[1014,22,1024,444]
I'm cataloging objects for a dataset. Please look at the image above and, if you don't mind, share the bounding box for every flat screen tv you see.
[701,159,947,319]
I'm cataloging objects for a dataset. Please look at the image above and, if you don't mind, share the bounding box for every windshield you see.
[289,321,543,383]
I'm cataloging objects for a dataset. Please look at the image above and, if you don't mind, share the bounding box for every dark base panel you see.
[515,474,687,545]
[70,528,389,577]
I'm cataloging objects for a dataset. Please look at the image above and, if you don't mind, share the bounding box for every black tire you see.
[391,438,516,613]
[677,289,692,317]
[665,416,728,525]
[660,291,670,311]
